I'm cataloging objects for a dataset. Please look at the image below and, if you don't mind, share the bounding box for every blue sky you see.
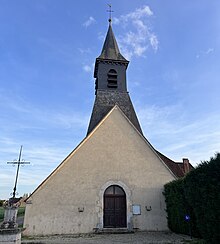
[0,0,219,199]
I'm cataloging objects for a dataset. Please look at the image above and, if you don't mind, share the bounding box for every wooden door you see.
[104,185,126,228]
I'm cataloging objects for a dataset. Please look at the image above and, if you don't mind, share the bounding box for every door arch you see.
[104,185,127,228]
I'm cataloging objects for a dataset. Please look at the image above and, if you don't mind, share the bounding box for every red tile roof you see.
[156,150,193,178]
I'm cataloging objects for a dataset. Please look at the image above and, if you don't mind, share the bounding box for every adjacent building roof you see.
[156,150,194,178]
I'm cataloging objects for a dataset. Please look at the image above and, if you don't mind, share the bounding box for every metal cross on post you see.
[107,4,114,23]
[7,145,30,200]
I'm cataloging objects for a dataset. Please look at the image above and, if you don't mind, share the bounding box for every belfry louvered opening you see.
[107,69,117,88]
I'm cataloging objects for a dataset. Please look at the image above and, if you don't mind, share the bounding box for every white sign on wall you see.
[132,204,141,215]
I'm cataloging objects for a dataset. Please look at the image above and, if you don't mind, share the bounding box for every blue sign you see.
[185,215,190,221]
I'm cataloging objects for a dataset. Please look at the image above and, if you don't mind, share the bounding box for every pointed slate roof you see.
[98,24,128,61]
[87,90,143,135]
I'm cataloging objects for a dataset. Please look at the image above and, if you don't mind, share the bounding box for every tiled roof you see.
[156,150,193,178]
[176,162,194,173]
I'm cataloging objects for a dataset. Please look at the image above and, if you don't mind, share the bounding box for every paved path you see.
[22,232,193,244]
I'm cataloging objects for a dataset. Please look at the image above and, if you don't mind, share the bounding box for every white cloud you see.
[83,65,92,73]
[206,48,214,54]
[78,48,91,54]
[98,32,105,42]
[196,47,214,58]
[113,5,158,59]
[134,45,147,56]
[150,34,159,51]
[83,16,96,28]
[112,17,120,25]
[125,5,153,20]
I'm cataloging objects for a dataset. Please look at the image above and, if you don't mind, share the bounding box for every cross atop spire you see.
[107,4,114,24]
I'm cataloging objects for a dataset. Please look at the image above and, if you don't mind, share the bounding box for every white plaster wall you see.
[23,107,175,236]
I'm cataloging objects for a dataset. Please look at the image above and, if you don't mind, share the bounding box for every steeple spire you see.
[87,17,142,136]
[95,5,127,62]
[98,24,127,61]
[94,20,128,79]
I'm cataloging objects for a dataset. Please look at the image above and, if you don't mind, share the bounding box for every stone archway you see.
[98,181,133,230]
[103,185,126,228]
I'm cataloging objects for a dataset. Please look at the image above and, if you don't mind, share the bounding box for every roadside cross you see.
[7,145,30,199]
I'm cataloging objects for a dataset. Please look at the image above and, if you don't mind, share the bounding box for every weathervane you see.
[107,4,114,23]
[7,145,30,198]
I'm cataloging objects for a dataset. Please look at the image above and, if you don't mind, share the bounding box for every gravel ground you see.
[22,231,193,244]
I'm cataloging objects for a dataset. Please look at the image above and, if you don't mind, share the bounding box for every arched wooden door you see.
[104,185,126,228]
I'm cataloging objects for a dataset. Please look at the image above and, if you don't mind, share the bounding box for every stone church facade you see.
[23,20,192,236]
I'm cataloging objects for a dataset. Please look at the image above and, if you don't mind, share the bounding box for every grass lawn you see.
[0,206,25,222]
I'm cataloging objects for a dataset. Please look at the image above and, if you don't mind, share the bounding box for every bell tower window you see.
[107,69,117,88]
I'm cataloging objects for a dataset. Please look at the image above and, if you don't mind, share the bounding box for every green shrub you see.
[164,153,220,243]
[164,179,198,236]
[17,207,25,216]
[0,207,4,221]
[0,200,5,207]
[184,154,220,244]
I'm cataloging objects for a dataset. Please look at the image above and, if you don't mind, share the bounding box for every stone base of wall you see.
[0,228,21,244]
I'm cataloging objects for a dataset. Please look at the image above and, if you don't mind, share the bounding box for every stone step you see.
[95,228,134,234]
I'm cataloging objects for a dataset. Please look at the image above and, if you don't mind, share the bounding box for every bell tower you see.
[94,22,128,93]
[87,20,142,135]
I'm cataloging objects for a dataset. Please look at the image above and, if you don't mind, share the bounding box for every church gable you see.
[30,105,176,201]
[24,106,175,235]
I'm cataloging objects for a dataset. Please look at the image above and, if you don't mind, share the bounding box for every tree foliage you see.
[164,153,220,244]
[0,200,5,207]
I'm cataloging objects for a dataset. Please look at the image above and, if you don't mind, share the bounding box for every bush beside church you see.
[164,153,220,244]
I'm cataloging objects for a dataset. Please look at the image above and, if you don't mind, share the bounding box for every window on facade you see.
[104,185,125,196]
[107,69,117,88]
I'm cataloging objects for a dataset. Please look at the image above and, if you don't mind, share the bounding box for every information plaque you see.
[132,204,141,215]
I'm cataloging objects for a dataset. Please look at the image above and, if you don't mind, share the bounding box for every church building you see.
[23,19,192,236]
